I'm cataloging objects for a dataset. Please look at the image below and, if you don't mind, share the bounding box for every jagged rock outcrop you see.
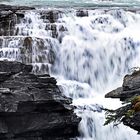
[105,70,140,133]
[105,70,140,101]
[0,61,81,140]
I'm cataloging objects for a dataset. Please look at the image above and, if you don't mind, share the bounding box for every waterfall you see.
[1,8,140,139]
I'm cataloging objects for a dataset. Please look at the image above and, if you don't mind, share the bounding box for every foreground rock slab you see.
[0,61,81,140]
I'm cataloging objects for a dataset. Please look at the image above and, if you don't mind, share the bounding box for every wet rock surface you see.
[0,5,65,73]
[105,70,140,101]
[105,70,140,133]
[123,112,140,133]
[0,61,81,140]
[40,10,61,23]
[76,10,88,17]
[0,4,34,36]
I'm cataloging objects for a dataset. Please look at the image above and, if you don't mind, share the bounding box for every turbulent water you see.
[1,1,140,140]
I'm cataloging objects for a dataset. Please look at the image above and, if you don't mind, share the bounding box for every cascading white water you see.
[54,9,140,139]
[1,8,140,139]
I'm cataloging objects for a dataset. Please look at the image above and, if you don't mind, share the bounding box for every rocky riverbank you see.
[0,61,81,140]
[105,70,140,133]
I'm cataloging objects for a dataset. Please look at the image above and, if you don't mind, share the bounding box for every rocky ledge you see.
[0,61,81,140]
[105,70,140,133]
[0,4,35,36]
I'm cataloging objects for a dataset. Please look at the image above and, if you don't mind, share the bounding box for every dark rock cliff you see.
[0,61,81,140]
[105,70,140,133]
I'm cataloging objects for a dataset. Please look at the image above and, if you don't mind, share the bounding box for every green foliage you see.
[131,96,140,105]
[125,109,135,118]
[104,109,120,126]
[104,114,116,126]
[104,95,140,126]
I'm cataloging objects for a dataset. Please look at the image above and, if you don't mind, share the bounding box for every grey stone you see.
[0,61,81,140]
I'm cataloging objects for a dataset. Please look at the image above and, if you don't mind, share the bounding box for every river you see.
[0,0,140,140]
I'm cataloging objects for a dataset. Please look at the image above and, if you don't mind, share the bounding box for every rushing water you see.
[1,1,140,140]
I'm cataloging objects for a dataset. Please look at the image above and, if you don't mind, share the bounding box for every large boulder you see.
[0,61,81,140]
[105,70,140,101]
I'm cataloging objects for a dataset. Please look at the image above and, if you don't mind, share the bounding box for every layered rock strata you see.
[105,70,140,133]
[0,61,81,140]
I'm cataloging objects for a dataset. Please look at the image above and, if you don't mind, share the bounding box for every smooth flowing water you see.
[1,1,140,139]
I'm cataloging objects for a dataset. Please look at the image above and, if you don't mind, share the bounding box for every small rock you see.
[76,10,88,17]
